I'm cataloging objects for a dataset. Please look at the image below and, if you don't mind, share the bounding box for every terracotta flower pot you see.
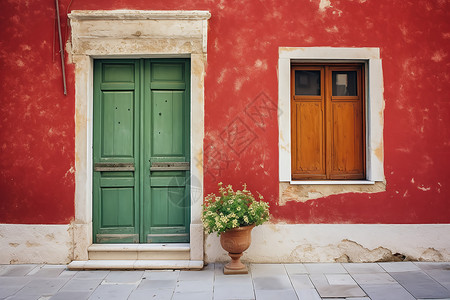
[220,224,255,274]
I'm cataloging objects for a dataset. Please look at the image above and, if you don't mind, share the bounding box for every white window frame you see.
[278,47,385,184]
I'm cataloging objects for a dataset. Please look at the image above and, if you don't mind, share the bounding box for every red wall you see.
[0,0,449,224]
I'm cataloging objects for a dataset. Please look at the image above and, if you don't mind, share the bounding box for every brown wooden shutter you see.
[291,66,326,180]
[291,64,365,180]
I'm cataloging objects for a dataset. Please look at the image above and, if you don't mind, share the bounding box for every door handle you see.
[94,162,135,171]
[150,162,190,171]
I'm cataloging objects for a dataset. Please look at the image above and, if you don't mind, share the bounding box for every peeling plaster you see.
[336,239,408,263]
[318,0,332,11]
[431,50,447,62]
[205,224,450,263]
[279,182,386,204]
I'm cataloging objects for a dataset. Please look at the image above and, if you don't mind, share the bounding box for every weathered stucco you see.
[279,182,386,204]
[0,224,73,264]
[205,224,450,263]
[0,0,449,264]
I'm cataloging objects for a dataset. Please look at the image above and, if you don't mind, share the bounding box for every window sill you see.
[290,180,375,185]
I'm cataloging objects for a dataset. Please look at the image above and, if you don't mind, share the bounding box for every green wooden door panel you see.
[143,59,190,243]
[152,91,184,156]
[151,63,184,81]
[101,188,135,227]
[101,91,135,158]
[150,187,186,226]
[93,60,140,244]
[93,59,190,244]
[150,176,187,187]
[103,63,135,83]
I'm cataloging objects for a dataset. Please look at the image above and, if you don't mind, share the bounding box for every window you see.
[291,64,365,180]
[278,47,384,184]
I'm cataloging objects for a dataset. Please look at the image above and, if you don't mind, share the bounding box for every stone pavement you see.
[0,262,449,300]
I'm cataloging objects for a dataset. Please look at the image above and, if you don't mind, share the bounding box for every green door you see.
[93,59,190,244]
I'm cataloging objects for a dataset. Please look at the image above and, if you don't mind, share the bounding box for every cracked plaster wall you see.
[0,0,449,264]
[205,224,450,263]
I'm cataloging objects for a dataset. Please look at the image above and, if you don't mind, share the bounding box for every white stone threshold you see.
[88,243,190,252]
[87,243,191,260]
[68,259,203,270]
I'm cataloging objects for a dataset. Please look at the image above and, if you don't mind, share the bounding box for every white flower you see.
[232,219,238,228]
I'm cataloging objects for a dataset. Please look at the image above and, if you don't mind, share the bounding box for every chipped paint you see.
[205,224,450,263]
[0,0,449,264]
[279,182,386,205]
[319,0,332,11]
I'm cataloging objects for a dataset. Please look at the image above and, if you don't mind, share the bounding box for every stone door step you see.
[67,259,203,270]
[88,243,190,260]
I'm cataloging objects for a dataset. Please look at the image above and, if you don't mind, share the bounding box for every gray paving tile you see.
[253,275,293,290]
[13,278,69,297]
[0,276,33,287]
[304,263,348,274]
[361,283,415,300]
[24,265,44,276]
[289,274,315,290]
[174,280,213,293]
[178,269,214,282]
[214,275,254,300]
[286,264,307,275]
[351,272,397,284]
[128,288,173,300]
[389,271,450,299]
[73,270,109,279]
[60,278,103,292]
[49,291,91,300]
[310,274,366,298]
[416,263,450,285]
[414,262,450,271]
[343,263,386,273]
[57,270,78,278]
[250,264,288,278]
[425,270,450,284]
[87,283,136,300]
[143,270,180,280]
[325,274,357,285]
[0,265,39,277]
[172,291,213,300]
[27,266,66,278]
[214,263,227,277]
[103,271,143,284]
[416,299,450,300]
[295,288,322,300]
[255,289,298,300]
[0,285,24,298]
[285,263,308,275]
[379,261,421,272]
[137,279,177,290]
[2,295,41,300]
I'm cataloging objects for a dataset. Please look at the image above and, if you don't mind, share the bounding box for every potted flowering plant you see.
[202,182,270,274]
